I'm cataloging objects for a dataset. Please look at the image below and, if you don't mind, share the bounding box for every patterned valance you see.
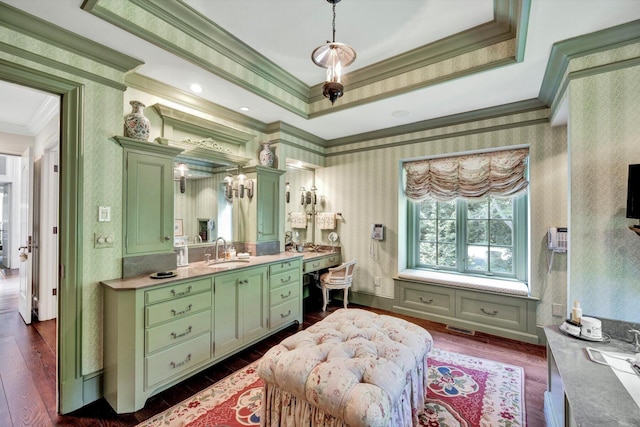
[403,148,529,201]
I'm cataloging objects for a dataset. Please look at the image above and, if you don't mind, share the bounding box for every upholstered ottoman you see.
[257,308,433,427]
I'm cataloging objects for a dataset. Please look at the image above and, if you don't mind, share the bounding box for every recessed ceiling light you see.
[392,110,410,117]
[239,106,250,112]
[189,83,203,93]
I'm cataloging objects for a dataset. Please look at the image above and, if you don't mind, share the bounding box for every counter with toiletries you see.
[544,324,640,427]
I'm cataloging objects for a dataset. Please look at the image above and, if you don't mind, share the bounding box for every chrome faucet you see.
[629,329,640,352]
[194,234,202,244]
[214,236,226,261]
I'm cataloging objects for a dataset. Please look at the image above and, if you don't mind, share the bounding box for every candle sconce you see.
[224,167,253,202]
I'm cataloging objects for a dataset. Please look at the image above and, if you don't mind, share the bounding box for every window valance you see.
[403,148,529,201]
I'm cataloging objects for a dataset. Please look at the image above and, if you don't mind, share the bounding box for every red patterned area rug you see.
[138,348,525,427]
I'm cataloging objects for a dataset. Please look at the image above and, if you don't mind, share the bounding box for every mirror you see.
[284,161,316,246]
[173,161,234,246]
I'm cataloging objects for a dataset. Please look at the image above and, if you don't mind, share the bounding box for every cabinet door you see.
[213,272,241,357]
[256,171,279,242]
[240,267,268,342]
[125,151,173,254]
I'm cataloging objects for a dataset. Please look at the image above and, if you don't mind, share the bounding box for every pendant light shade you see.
[311,0,356,104]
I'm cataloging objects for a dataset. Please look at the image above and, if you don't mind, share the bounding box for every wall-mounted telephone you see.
[548,227,568,252]
[371,223,384,240]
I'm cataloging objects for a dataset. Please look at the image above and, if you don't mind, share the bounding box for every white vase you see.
[259,142,274,167]
[124,100,150,141]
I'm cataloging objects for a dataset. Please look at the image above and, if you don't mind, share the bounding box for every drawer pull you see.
[481,308,498,316]
[280,310,292,319]
[280,290,292,299]
[170,353,191,369]
[171,304,193,316]
[419,297,434,304]
[312,262,320,267]
[280,275,292,284]
[171,326,193,339]
[170,285,192,297]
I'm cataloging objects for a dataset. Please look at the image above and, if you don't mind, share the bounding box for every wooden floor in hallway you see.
[0,273,547,426]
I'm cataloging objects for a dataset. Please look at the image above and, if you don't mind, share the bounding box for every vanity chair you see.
[320,259,357,311]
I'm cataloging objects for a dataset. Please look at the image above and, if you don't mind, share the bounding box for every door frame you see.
[0,59,84,413]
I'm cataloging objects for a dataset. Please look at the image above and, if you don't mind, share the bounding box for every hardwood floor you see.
[0,277,547,427]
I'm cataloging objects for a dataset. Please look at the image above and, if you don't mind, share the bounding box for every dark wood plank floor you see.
[0,277,547,427]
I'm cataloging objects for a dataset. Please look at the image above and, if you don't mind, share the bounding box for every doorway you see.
[0,82,60,419]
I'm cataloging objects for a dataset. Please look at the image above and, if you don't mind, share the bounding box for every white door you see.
[18,147,33,325]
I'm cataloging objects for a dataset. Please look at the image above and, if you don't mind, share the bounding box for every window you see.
[409,194,527,282]
[403,148,530,284]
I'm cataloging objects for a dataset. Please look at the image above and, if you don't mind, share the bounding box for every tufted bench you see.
[257,308,433,427]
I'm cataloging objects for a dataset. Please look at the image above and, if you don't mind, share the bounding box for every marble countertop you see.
[102,250,340,291]
[544,325,640,426]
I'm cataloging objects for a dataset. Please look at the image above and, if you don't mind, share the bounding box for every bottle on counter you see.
[571,300,582,324]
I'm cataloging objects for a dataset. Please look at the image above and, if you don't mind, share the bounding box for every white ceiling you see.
[1,0,640,140]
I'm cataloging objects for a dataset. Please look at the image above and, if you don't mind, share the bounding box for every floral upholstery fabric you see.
[257,308,433,427]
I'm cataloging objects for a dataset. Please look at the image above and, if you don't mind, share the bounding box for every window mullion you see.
[457,199,466,273]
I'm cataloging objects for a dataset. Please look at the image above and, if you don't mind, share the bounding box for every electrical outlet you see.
[552,303,563,317]
[374,276,380,287]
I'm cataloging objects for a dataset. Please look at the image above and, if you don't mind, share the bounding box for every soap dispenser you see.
[571,301,582,324]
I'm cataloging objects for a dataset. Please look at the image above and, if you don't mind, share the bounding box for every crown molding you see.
[326,98,546,148]
[85,0,529,118]
[0,2,143,73]
[539,19,640,106]
[310,0,529,103]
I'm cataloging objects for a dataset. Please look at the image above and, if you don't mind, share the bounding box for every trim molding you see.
[0,60,86,414]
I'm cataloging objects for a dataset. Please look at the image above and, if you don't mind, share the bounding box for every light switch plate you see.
[94,233,114,249]
[98,206,111,222]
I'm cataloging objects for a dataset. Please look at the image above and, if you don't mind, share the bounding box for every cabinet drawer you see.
[269,259,300,275]
[145,310,212,354]
[145,291,212,328]
[145,278,211,305]
[145,332,211,389]
[270,269,300,290]
[397,282,455,316]
[270,282,300,307]
[456,290,528,332]
[270,298,300,330]
[303,254,340,273]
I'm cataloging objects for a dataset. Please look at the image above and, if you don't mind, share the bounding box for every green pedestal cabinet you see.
[115,136,183,255]
[239,166,285,251]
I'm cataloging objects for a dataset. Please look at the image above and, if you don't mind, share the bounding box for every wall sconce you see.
[175,163,188,193]
[224,167,253,201]
[286,182,290,203]
[300,186,318,206]
[310,185,318,205]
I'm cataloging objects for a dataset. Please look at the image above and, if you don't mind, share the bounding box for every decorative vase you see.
[259,142,274,167]
[124,100,150,141]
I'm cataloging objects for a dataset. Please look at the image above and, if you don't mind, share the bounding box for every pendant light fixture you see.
[311,0,356,104]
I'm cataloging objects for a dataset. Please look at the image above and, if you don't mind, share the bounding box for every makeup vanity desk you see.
[544,325,639,427]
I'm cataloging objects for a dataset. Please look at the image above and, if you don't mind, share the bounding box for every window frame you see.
[407,194,528,284]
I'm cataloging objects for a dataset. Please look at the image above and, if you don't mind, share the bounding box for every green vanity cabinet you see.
[103,276,213,414]
[102,257,302,414]
[116,136,183,255]
[269,259,303,330]
[213,265,269,358]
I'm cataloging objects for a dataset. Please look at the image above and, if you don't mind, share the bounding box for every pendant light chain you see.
[332,1,336,43]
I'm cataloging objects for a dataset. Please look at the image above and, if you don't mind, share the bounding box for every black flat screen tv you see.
[627,164,640,224]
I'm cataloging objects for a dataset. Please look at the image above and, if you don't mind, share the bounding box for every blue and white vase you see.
[124,100,150,141]
[259,142,274,167]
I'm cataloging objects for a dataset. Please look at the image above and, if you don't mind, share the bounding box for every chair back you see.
[326,259,357,283]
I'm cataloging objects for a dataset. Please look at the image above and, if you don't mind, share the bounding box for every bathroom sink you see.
[207,259,251,268]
